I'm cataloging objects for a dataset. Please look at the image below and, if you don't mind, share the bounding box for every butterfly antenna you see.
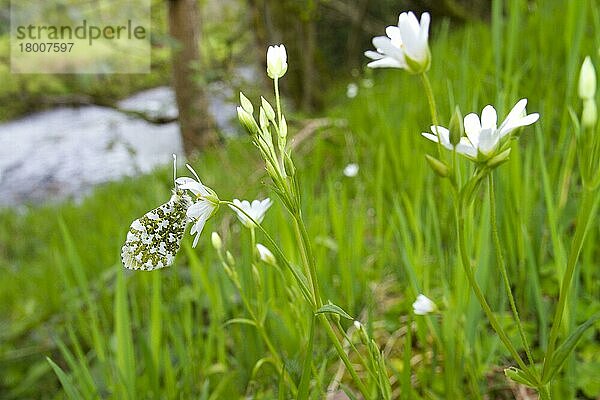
[172,154,177,186]
[186,163,203,183]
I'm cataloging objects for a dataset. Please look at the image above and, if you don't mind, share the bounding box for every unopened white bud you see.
[211,232,222,251]
[266,44,288,79]
[579,56,596,100]
[256,243,276,265]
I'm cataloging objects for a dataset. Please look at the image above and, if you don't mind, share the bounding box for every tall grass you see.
[1,0,599,398]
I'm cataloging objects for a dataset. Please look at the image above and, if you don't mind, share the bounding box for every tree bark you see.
[167,0,216,155]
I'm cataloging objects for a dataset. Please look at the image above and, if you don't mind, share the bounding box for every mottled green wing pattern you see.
[121,192,192,270]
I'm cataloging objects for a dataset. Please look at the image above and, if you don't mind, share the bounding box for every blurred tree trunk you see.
[299,14,317,111]
[167,0,216,155]
[247,0,268,73]
[345,0,370,71]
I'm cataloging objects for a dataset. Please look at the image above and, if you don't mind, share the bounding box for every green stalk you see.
[488,174,536,368]
[224,200,371,397]
[419,72,443,159]
[456,202,530,375]
[293,213,322,308]
[419,72,439,127]
[292,212,374,399]
[221,253,298,395]
[221,200,314,307]
[542,188,598,378]
[274,77,282,126]
[538,384,552,400]
[319,314,372,399]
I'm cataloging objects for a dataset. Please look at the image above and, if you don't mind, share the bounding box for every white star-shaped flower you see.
[422,99,540,161]
[229,198,273,228]
[413,294,437,315]
[256,243,276,265]
[365,11,431,73]
[175,164,219,248]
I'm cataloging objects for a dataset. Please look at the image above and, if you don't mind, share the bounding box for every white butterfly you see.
[121,156,192,271]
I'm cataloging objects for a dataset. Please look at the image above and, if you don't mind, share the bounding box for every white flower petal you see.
[463,113,482,147]
[477,129,499,155]
[367,58,405,69]
[385,26,402,47]
[413,294,436,315]
[372,36,405,62]
[481,105,498,130]
[418,12,431,45]
[364,50,385,60]
[455,140,478,158]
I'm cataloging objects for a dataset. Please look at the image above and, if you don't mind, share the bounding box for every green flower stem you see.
[542,187,599,378]
[291,212,374,399]
[216,248,298,395]
[292,212,322,308]
[319,313,372,399]
[488,174,536,368]
[221,201,314,307]
[538,384,551,400]
[223,201,372,398]
[274,77,282,126]
[456,203,530,375]
[419,72,443,159]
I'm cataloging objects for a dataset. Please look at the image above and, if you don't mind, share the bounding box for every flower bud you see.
[252,264,262,290]
[353,320,369,345]
[448,106,464,146]
[211,232,222,251]
[579,56,596,100]
[284,152,296,177]
[237,106,259,136]
[240,92,253,114]
[256,243,276,265]
[266,44,288,79]
[261,97,276,123]
[486,148,512,169]
[226,251,235,266]
[279,115,287,140]
[582,98,598,129]
[259,107,269,131]
[425,154,449,178]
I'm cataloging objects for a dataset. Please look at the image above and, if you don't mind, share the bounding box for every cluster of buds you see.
[237,44,299,212]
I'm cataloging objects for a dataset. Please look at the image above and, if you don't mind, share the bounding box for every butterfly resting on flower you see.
[121,156,219,271]
[121,156,192,271]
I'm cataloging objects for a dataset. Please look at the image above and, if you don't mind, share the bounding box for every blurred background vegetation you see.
[1,0,600,399]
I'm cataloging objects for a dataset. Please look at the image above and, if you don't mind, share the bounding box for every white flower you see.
[229,198,273,228]
[422,99,540,161]
[175,164,219,248]
[343,163,359,177]
[365,11,431,73]
[346,83,358,98]
[211,232,222,251]
[579,56,596,100]
[267,44,288,79]
[256,243,276,265]
[413,294,437,315]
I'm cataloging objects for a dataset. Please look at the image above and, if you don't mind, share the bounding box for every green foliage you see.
[2,0,600,398]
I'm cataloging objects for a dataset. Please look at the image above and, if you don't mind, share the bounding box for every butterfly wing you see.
[121,192,191,270]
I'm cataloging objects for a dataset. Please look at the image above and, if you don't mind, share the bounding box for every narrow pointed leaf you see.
[543,312,600,383]
[315,303,354,320]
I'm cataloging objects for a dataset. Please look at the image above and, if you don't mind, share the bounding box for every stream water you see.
[0,84,238,207]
